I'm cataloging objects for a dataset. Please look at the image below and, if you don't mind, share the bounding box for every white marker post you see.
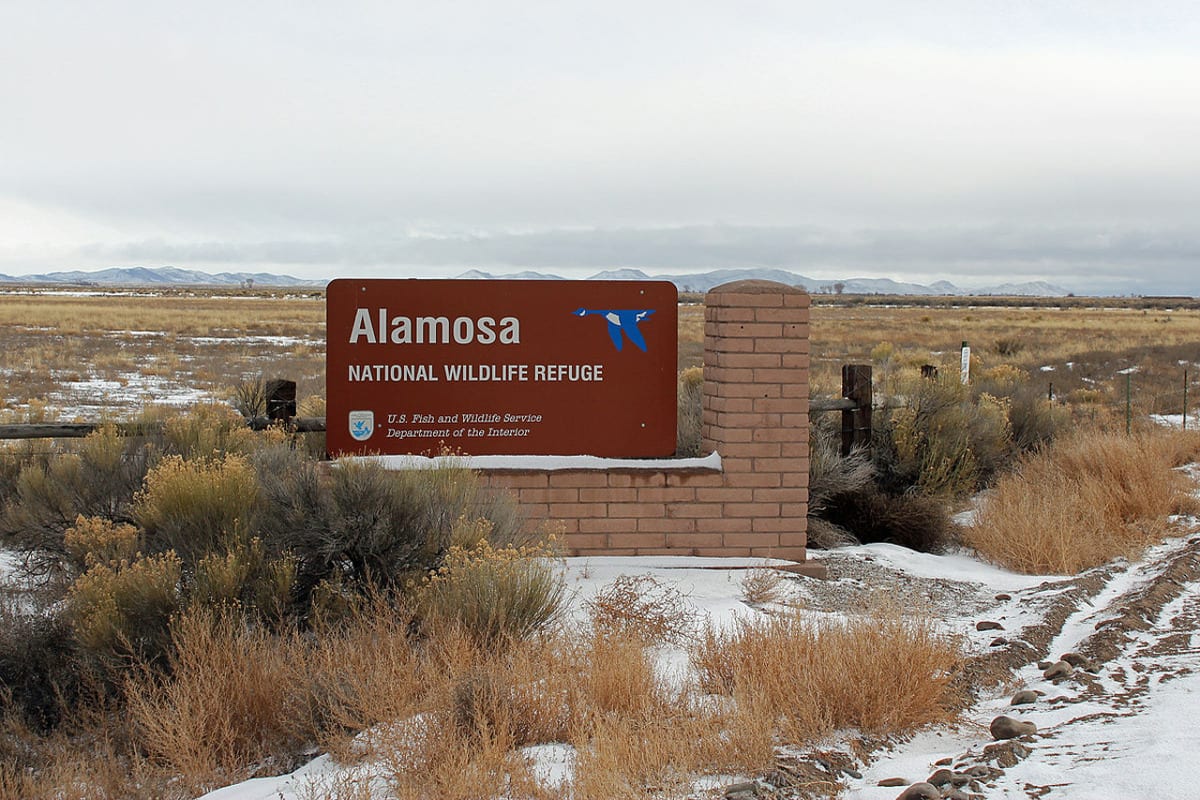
[960,340,970,385]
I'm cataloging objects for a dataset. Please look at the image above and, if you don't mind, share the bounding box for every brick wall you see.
[479,280,814,568]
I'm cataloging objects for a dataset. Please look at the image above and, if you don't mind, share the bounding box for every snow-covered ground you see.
[192,514,1200,800]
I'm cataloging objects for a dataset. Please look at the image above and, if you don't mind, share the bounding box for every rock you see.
[1037,660,1052,670]
[1043,660,1074,680]
[965,765,993,779]
[995,593,1012,601]
[927,769,955,787]
[1061,652,1100,672]
[724,780,758,798]
[878,777,909,787]
[934,757,953,766]
[975,620,1004,631]
[895,782,941,800]
[1011,689,1039,705]
[983,739,1031,767]
[990,715,1037,740]
[990,636,1008,647]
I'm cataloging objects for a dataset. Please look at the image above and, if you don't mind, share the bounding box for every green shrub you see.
[0,427,152,577]
[416,540,565,646]
[134,454,260,563]
[875,377,1012,498]
[256,456,527,606]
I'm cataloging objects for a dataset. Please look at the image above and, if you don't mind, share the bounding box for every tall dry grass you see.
[964,428,1200,574]
[693,609,961,744]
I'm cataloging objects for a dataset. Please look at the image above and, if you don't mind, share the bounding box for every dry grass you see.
[964,428,1200,573]
[739,564,788,606]
[693,608,961,743]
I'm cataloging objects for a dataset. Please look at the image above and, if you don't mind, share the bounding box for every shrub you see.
[965,429,1199,573]
[694,609,960,741]
[65,551,182,665]
[416,540,565,647]
[676,366,704,457]
[134,454,260,563]
[190,538,297,625]
[123,609,312,793]
[0,602,88,732]
[160,402,258,459]
[0,426,151,577]
[63,515,140,572]
[586,574,698,644]
[256,457,527,605]
[876,377,1012,498]
[818,487,956,553]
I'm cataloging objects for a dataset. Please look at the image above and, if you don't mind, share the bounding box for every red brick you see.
[781,502,809,516]
[578,518,633,534]
[548,502,607,517]
[577,547,637,556]
[708,291,785,308]
[666,532,724,549]
[781,383,809,398]
[669,503,725,518]
[755,397,808,413]
[783,293,811,308]
[636,518,696,533]
[710,306,757,322]
[519,487,578,503]
[723,502,780,518]
[705,337,755,353]
[777,531,810,548]
[753,488,809,503]
[554,519,580,533]
[714,383,780,398]
[720,442,782,458]
[708,352,782,369]
[722,532,781,548]
[780,353,811,369]
[665,472,725,487]
[693,547,753,557]
[751,428,804,443]
[551,473,610,488]
[715,457,754,474]
[633,487,697,503]
[781,470,810,487]
[705,366,756,383]
[518,503,550,519]
[707,396,753,413]
[751,517,805,533]
[696,487,754,503]
[607,471,668,488]
[695,518,751,533]
[753,368,807,383]
[754,457,803,473]
[579,487,638,503]
[608,532,666,549]
[754,306,807,322]
[754,337,808,354]
[561,532,610,550]
[723,472,781,488]
[606,502,667,518]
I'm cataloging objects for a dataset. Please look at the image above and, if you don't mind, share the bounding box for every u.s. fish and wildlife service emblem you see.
[348,410,374,441]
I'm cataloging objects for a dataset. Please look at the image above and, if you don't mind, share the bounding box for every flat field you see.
[2,287,1198,426]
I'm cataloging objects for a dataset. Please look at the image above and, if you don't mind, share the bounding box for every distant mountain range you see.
[0,265,1071,296]
[0,266,318,287]
[456,268,1072,297]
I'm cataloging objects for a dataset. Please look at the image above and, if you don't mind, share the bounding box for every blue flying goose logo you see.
[573,307,655,352]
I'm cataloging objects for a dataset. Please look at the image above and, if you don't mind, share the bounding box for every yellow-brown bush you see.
[415,540,565,647]
[66,551,182,663]
[62,515,139,571]
[134,454,260,562]
[965,428,1200,573]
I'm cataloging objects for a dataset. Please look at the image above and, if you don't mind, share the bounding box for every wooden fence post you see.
[265,379,297,423]
[841,364,872,456]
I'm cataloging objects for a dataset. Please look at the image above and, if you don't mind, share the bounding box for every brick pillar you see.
[702,280,810,561]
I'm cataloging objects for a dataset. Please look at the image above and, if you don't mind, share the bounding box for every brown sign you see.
[326,279,678,457]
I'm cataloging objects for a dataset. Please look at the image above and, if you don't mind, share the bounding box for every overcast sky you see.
[2,1,1199,294]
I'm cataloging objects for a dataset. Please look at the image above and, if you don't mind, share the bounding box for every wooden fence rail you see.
[0,417,327,441]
